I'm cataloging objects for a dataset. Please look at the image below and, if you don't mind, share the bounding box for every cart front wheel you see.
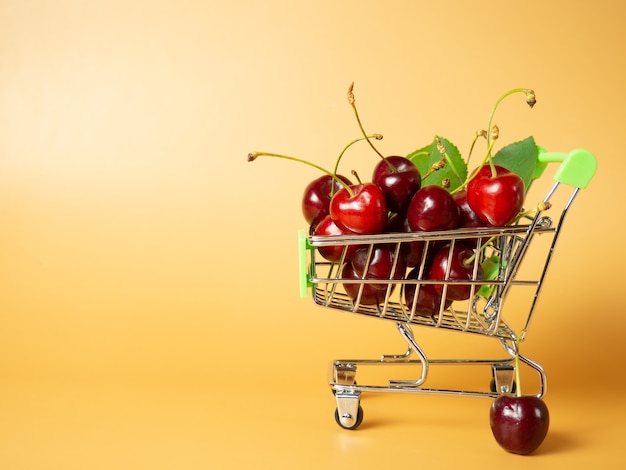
[490,377,516,395]
[334,405,364,430]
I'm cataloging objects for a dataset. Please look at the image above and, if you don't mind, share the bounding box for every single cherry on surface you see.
[490,395,550,455]
[372,156,421,213]
[330,183,389,235]
[467,165,525,227]
[490,320,549,455]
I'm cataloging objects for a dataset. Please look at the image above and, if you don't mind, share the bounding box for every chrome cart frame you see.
[298,148,597,429]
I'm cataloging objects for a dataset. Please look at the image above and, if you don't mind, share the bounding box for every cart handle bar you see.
[298,147,598,297]
[535,147,597,189]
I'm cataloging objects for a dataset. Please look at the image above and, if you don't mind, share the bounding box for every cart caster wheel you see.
[334,405,364,430]
[490,377,516,394]
[332,382,356,395]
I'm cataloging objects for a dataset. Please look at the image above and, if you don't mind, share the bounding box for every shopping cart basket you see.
[298,147,597,429]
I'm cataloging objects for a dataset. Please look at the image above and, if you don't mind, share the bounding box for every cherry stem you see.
[351,169,362,184]
[333,134,383,176]
[507,201,552,226]
[347,82,397,173]
[485,88,536,153]
[247,151,354,197]
[515,330,525,397]
[451,136,498,195]
[466,130,487,168]
[436,137,464,185]
[462,235,497,267]
[421,158,446,181]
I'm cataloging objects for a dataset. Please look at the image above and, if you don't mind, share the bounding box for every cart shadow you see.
[530,430,585,455]
[346,397,586,453]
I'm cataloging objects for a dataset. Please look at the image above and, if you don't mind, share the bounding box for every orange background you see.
[0,1,623,468]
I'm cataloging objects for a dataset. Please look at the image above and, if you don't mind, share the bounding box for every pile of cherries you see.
[249,84,534,315]
[301,153,524,313]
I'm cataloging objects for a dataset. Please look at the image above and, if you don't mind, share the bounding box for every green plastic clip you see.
[536,147,597,189]
[298,229,312,298]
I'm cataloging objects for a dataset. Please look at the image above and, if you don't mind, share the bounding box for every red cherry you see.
[372,156,421,213]
[429,242,483,301]
[388,212,425,267]
[490,395,550,455]
[302,174,352,228]
[342,263,392,305]
[453,189,488,228]
[350,244,407,291]
[467,165,524,226]
[330,183,389,235]
[312,215,358,263]
[407,185,460,232]
[404,268,452,317]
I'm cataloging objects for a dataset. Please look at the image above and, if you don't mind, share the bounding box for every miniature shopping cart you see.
[298,148,597,430]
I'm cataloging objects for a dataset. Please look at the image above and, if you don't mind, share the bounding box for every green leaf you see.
[478,256,507,297]
[491,136,538,191]
[407,136,468,191]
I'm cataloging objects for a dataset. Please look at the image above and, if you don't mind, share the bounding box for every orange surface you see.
[0,1,624,468]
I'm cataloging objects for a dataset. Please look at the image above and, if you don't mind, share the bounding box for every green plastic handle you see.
[535,147,597,189]
[298,229,312,298]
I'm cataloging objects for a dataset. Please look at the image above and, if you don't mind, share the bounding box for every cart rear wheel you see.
[334,405,364,430]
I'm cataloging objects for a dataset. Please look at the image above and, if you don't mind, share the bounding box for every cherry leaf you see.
[491,136,538,191]
[407,136,468,191]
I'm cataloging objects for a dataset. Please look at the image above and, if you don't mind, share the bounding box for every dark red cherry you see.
[453,189,488,228]
[388,212,425,268]
[429,242,483,301]
[407,185,460,232]
[342,263,392,305]
[350,244,407,291]
[404,268,452,317]
[372,156,421,213]
[490,395,550,455]
[302,174,352,228]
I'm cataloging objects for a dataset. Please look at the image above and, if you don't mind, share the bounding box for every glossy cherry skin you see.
[342,263,393,305]
[429,242,483,301]
[407,185,460,232]
[453,189,488,228]
[350,244,407,292]
[388,212,425,267]
[490,395,550,455]
[404,268,452,317]
[372,156,421,213]
[330,183,388,235]
[467,165,524,226]
[312,215,358,263]
[302,174,352,228]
